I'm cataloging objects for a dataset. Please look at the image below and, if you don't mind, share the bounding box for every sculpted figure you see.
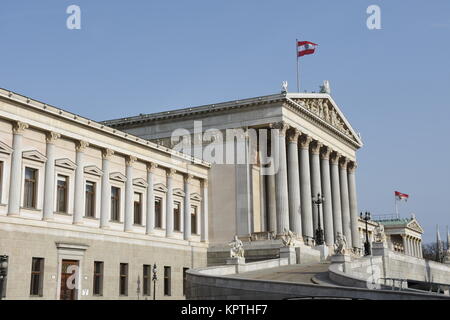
[323,102,330,122]
[229,235,244,258]
[334,232,347,255]
[374,224,386,243]
[281,228,296,247]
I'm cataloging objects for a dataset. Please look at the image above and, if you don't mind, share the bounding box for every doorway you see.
[60,259,79,300]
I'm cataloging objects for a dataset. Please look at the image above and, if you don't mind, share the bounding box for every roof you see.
[101,92,363,149]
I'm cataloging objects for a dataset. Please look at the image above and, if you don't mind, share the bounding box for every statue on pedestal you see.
[229,235,244,258]
[334,232,347,255]
[281,228,296,247]
[374,224,386,243]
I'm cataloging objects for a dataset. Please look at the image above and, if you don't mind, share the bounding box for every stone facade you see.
[0,88,209,299]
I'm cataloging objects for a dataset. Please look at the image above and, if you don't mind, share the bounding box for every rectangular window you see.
[85,181,96,218]
[133,192,142,225]
[164,266,171,296]
[56,175,68,213]
[30,257,44,296]
[119,263,128,296]
[191,206,198,234]
[183,267,189,296]
[111,187,120,222]
[93,261,103,296]
[24,167,38,208]
[143,264,151,296]
[155,197,162,228]
[174,201,181,232]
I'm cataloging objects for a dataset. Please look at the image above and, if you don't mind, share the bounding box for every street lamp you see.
[360,211,371,256]
[312,193,325,246]
[152,263,157,301]
[0,255,8,300]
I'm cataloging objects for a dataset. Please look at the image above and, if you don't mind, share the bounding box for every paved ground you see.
[228,263,332,285]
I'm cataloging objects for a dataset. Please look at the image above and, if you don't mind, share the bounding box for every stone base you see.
[280,246,296,265]
[372,242,389,257]
[315,244,329,261]
[226,257,246,265]
[330,254,351,264]
[296,244,321,264]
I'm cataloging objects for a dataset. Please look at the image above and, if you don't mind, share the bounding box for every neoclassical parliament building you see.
[0,85,424,299]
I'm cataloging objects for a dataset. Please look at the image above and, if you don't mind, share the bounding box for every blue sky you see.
[1,1,449,242]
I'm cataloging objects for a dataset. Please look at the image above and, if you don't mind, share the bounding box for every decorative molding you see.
[46,131,61,144]
[0,141,13,154]
[133,177,148,188]
[348,161,358,173]
[110,172,127,182]
[320,146,332,160]
[202,180,208,188]
[310,140,322,155]
[55,158,77,170]
[125,155,137,166]
[287,128,301,143]
[84,165,103,176]
[102,148,114,160]
[12,121,28,135]
[299,135,312,149]
[339,157,349,169]
[190,192,202,201]
[184,174,194,183]
[173,188,186,197]
[22,150,47,163]
[146,162,158,172]
[75,140,89,152]
[166,168,176,177]
[154,183,168,193]
[330,151,341,165]
[273,121,289,136]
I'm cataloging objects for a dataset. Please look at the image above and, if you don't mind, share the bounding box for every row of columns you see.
[402,235,423,258]
[265,121,360,249]
[6,121,208,242]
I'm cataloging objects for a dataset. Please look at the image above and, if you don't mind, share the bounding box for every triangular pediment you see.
[133,177,148,188]
[84,165,103,176]
[173,188,185,197]
[190,192,202,201]
[0,141,12,154]
[110,172,127,182]
[55,158,77,170]
[22,150,47,163]
[154,183,168,193]
[407,219,424,234]
[286,94,363,147]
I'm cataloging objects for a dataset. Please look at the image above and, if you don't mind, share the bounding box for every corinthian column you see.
[146,162,157,234]
[339,157,352,247]
[124,155,137,232]
[348,161,360,249]
[287,128,302,237]
[330,152,343,237]
[100,148,114,228]
[166,168,176,237]
[274,122,290,235]
[8,121,28,216]
[310,140,323,232]
[320,146,334,246]
[43,131,61,220]
[73,140,89,224]
[184,174,193,241]
[299,134,313,242]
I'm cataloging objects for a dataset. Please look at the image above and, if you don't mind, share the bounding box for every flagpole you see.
[296,39,300,92]
[394,195,399,219]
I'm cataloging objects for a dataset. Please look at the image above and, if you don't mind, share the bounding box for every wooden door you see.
[60,260,79,300]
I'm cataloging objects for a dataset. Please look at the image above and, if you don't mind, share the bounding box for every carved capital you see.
[299,135,312,149]
[102,148,114,160]
[339,156,349,169]
[310,140,322,155]
[184,174,194,183]
[46,131,61,144]
[320,146,332,160]
[287,128,301,143]
[330,151,341,165]
[126,155,137,166]
[166,168,176,177]
[12,121,29,135]
[202,179,209,188]
[273,121,290,136]
[348,161,358,173]
[146,162,158,172]
[75,140,89,152]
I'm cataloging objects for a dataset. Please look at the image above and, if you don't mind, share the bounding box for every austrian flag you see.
[395,191,409,201]
[297,41,318,57]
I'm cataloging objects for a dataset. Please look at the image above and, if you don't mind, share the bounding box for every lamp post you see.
[361,211,371,256]
[152,263,157,301]
[312,193,325,246]
[0,255,8,300]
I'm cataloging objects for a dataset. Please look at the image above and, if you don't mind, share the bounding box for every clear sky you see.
[1,0,449,242]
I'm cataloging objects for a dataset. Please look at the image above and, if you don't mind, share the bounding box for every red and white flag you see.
[297,41,318,57]
[395,191,409,201]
